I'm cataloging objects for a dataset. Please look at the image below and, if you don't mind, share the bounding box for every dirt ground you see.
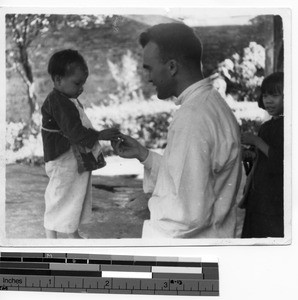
[5,163,150,239]
[5,159,245,240]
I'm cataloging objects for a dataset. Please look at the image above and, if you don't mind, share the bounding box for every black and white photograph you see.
[1,6,291,247]
[0,1,297,300]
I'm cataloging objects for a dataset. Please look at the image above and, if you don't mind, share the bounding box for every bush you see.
[6,95,267,165]
[5,97,177,164]
[239,119,262,135]
[6,92,267,166]
[6,121,26,152]
[216,41,265,102]
[135,112,172,149]
[85,96,177,153]
[107,50,145,105]
[6,126,44,165]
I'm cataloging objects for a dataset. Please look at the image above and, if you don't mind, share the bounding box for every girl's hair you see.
[258,72,284,109]
[48,49,88,81]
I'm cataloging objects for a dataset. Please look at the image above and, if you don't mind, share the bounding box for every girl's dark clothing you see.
[41,89,100,163]
[241,116,284,238]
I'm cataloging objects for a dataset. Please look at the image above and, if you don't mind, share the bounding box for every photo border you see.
[0,6,292,247]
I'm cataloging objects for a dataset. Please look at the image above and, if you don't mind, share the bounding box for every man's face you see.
[142,41,174,99]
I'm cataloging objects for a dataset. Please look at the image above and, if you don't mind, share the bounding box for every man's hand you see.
[111,134,149,162]
[98,128,121,141]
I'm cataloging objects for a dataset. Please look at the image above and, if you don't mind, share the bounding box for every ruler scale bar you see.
[0,262,50,269]
[153,273,204,279]
[0,252,219,296]
[102,271,152,278]
[152,266,203,273]
[50,263,100,271]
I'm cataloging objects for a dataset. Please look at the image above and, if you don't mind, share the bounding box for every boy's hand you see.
[98,128,121,141]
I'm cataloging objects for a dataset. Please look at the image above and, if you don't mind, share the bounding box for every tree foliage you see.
[6,14,50,123]
[216,42,265,102]
[6,14,110,132]
[107,50,144,104]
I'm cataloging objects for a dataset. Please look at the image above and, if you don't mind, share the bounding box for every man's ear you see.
[168,59,178,76]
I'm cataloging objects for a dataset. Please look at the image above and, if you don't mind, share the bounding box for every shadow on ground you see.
[5,164,150,239]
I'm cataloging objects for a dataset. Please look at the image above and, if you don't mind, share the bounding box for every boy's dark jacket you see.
[41,89,100,163]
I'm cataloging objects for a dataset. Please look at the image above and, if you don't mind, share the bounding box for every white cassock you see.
[141,78,242,239]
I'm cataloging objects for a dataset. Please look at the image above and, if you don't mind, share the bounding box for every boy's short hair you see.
[258,72,284,109]
[48,49,88,80]
[139,22,202,69]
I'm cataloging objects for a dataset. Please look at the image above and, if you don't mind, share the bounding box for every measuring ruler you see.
[0,252,219,296]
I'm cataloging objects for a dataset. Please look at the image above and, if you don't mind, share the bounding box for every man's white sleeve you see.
[141,150,162,193]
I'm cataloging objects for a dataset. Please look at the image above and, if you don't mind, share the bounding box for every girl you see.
[41,49,120,239]
[240,72,284,238]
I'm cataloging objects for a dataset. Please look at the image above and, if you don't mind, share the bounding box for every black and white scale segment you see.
[0,252,219,296]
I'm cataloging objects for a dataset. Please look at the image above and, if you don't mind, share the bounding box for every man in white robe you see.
[112,23,242,238]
